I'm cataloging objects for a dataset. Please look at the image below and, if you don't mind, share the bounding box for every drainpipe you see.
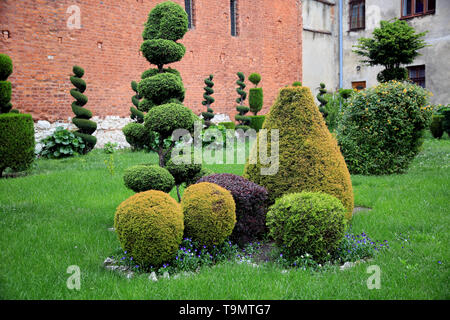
[339,0,344,111]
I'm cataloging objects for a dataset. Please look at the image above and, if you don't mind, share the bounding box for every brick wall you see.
[0,0,302,122]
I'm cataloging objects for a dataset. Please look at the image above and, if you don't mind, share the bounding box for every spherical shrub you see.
[0,54,13,81]
[141,67,181,80]
[141,39,186,67]
[138,73,185,105]
[182,182,236,248]
[114,190,183,267]
[336,81,433,175]
[267,192,347,262]
[122,122,152,150]
[123,164,175,193]
[248,73,261,86]
[144,103,195,138]
[166,155,202,186]
[142,1,188,41]
[197,174,268,246]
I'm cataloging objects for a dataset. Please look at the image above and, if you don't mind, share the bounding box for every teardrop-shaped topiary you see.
[70,65,97,152]
[243,86,354,219]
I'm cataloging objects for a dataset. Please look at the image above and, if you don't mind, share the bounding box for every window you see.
[352,81,366,91]
[407,65,426,88]
[401,0,435,18]
[185,0,194,29]
[349,0,365,30]
[230,0,238,36]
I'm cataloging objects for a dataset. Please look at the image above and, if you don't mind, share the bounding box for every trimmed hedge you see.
[142,1,188,41]
[267,192,347,263]
[141,39,186,67]
[182,182,236,248]
[141,67,181,80]
[144,103,195,139]
[122,122,153,151]
[114,190,184,267]
[243,86,354,219]
[138,72,185,105]
[249,115,265,132]
[219,122,236,130]
[197,174,268,246]
[123,164,175,193]
[0,113,35,177]
[430,115,444,139]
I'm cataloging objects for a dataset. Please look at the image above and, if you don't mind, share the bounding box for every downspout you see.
[339,0,344,111]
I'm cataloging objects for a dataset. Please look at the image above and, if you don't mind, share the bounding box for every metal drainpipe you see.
[339,0,344,112]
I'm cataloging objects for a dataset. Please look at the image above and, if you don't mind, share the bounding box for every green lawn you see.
[0,137,448,299]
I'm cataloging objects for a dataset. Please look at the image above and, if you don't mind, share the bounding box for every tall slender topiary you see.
[235,72,250,130]
[139,1,195,167]
[317,83,328,119]
[244,86,354,219]
[0,54,13,114]
[70,66,97,152]
[130,81,144,123]
[201,75,215,128]
[248,73,263,115]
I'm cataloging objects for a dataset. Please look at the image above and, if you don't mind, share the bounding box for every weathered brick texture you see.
[0,0,302,122]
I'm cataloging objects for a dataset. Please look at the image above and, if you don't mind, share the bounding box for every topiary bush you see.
[0,53,13,114]
[114,190,184,267]
[430,115,444,139]
[249,115,265,132]
[123,164,175,193]
[336,80,433,175]
[201,75,215,128]
[39,127,85,159]
[292,81,302,87]
[248,73,263,115]
[442,106,450,137]
[197,174,268,246]
[130,81,144,123]
[70,65,97,152]
[244,86,354,219]
[166,153,202,202]
[234,72,250,130]
[267,192,348,263]
[316,83,329,119]
[0,113,35,177]
[122,122,154,151]
[181,182,236,248]
[220,122,236,130]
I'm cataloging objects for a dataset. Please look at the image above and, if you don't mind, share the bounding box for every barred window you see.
[230,0,238,36]
[408,65,426,88]
[349,0,365,31]
[185,0,194,29]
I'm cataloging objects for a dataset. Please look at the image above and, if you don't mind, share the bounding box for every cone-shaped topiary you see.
[243,86,354,219]
[138,1,194,167]
[130,81,144,123]
[0,53,13,114]
[317,83,328,119]
[201,75,215,128]
[248,73,263,116]
[70,66,97,152]
[114,190,184,267]
[235,72,250,130]
[182,182,236,248]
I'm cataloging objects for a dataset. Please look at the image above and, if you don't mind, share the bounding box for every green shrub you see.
[235,72,250,127]
[70,65,97,152]
[292,81,302,87]
[141,67,181,80]
[249,88,263,115]
[0,54,13,81]
[141,39,186,67]
[244,86,354,219]
[39,127,85,159]
[249,115,265,132]
[220,122,236,130]
[317,83,328,118]
[267,192,347,263]
[0,113,35,177]
[114,190,184,267]
[336,81,433,175]
[430,115,444,139]
[138,73,185,106]
[248,73,261,86]
[182,182,236,248]
[123,164,175,193]
[144,103,195,139]
[377,67,408,83]
[442,107,450,136]
[201,75,215,128]
[130,81,144,123]
[166,153,202,201]
[122,122,153,151]
[142,1,188,41]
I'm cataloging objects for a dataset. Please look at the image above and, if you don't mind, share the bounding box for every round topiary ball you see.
[114,190,183,267]
[182,182,236,248]
[145,103,195,138]
[267,192,347,262]
[138,72,185,105]
[0,54,13,81]
[123,164,175,193]
[142,1,188,41]
[248,73,261,86]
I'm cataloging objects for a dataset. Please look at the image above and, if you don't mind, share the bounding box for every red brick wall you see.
[0,0,302,122]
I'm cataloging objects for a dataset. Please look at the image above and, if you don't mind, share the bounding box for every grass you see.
[0,137,449,299]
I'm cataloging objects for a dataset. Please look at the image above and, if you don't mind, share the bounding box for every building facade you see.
[0,0,303,123]
[303,0,450,105]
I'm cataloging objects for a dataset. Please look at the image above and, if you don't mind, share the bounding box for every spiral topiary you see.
[248,73,263,116]
[0,53,13,114]
[235,72,250,130]
[130,81,144,123]
[123,164,175,193]
[267,192,348,262]
[316,83,328,119]
[181,182,236,248]
[114,190,184,267]
[70,65,97,152]
[201,75,215,128]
